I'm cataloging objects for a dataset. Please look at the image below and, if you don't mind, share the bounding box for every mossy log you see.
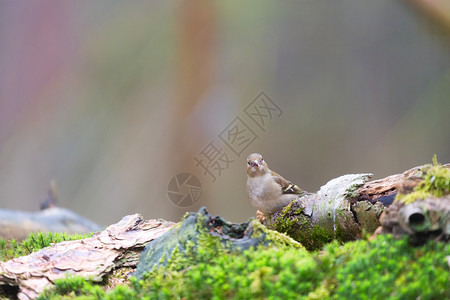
[0,215,174,300]
[263,164,449,250]
[373,161,450,245]
[1,162,448,298]
[374,196,449,245]
[135,207,302,279]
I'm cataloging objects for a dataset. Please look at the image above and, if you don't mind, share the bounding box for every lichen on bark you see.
[264,173,376,250]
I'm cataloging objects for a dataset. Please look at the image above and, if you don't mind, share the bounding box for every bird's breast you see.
[247,173,276,199]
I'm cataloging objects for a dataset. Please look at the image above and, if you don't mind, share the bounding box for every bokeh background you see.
[1,0,449,226]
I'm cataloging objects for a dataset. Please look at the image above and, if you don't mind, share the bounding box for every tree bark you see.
[262,165,437,250]
[0,215,175,300]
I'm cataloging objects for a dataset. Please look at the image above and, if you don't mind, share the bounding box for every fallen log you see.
[263,163,449,250]
[135,207,302,279]
[0,181,102,240]
[0,214,175,300]
[373,161,450,244]
[0,207,103,241]
[1,162,447,298]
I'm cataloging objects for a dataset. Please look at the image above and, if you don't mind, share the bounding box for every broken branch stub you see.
[375,196,449,245]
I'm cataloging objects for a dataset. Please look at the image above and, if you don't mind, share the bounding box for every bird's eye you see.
[247,161,251,165]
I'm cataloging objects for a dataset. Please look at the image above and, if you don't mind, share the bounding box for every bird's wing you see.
[271,170,303,194]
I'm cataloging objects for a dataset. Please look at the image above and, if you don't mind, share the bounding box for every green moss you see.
[270,200,300,234]
[37,276,105,300]
[397,190,434,205]
[181,211,190,221]
[0,232,94,262]
[274,215,295,233]
[38,234,449,299]
[397,155,450,204]
[322,235,449,299]
[267,198,351,251]
[300,225,334,251]
[251,220,303,250]
[333,215,356,243]
[267,210,334,251]
[144,219,302,276]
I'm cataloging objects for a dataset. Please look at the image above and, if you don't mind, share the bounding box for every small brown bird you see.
[246,153,304,214]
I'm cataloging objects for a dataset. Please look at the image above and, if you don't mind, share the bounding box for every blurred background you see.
[0,0,449,226]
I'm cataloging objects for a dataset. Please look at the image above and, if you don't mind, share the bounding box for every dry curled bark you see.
[0,214,175,300]
[354,166,423,204]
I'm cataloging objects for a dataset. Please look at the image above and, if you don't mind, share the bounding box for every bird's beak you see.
[251,160,259,168]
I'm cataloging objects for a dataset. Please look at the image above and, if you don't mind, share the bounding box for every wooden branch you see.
[0,214,175,300]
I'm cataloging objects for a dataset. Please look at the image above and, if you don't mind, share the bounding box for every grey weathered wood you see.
[0,207,103,241]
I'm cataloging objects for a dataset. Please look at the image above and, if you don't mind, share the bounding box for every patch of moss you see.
[267,211,334,252]
[397,155,450,204]
[38,234,449,299]
[274,214,295,233]
[250,220,303,250]
[322,235,449,299]
[266,198,355,251]
[398,190,434,205]
[270,201,300,234]
[37,276,105,300]
[136,207,305,279]
[332,223,346,243]
[299,224,334,251]
[0,232,94,262]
